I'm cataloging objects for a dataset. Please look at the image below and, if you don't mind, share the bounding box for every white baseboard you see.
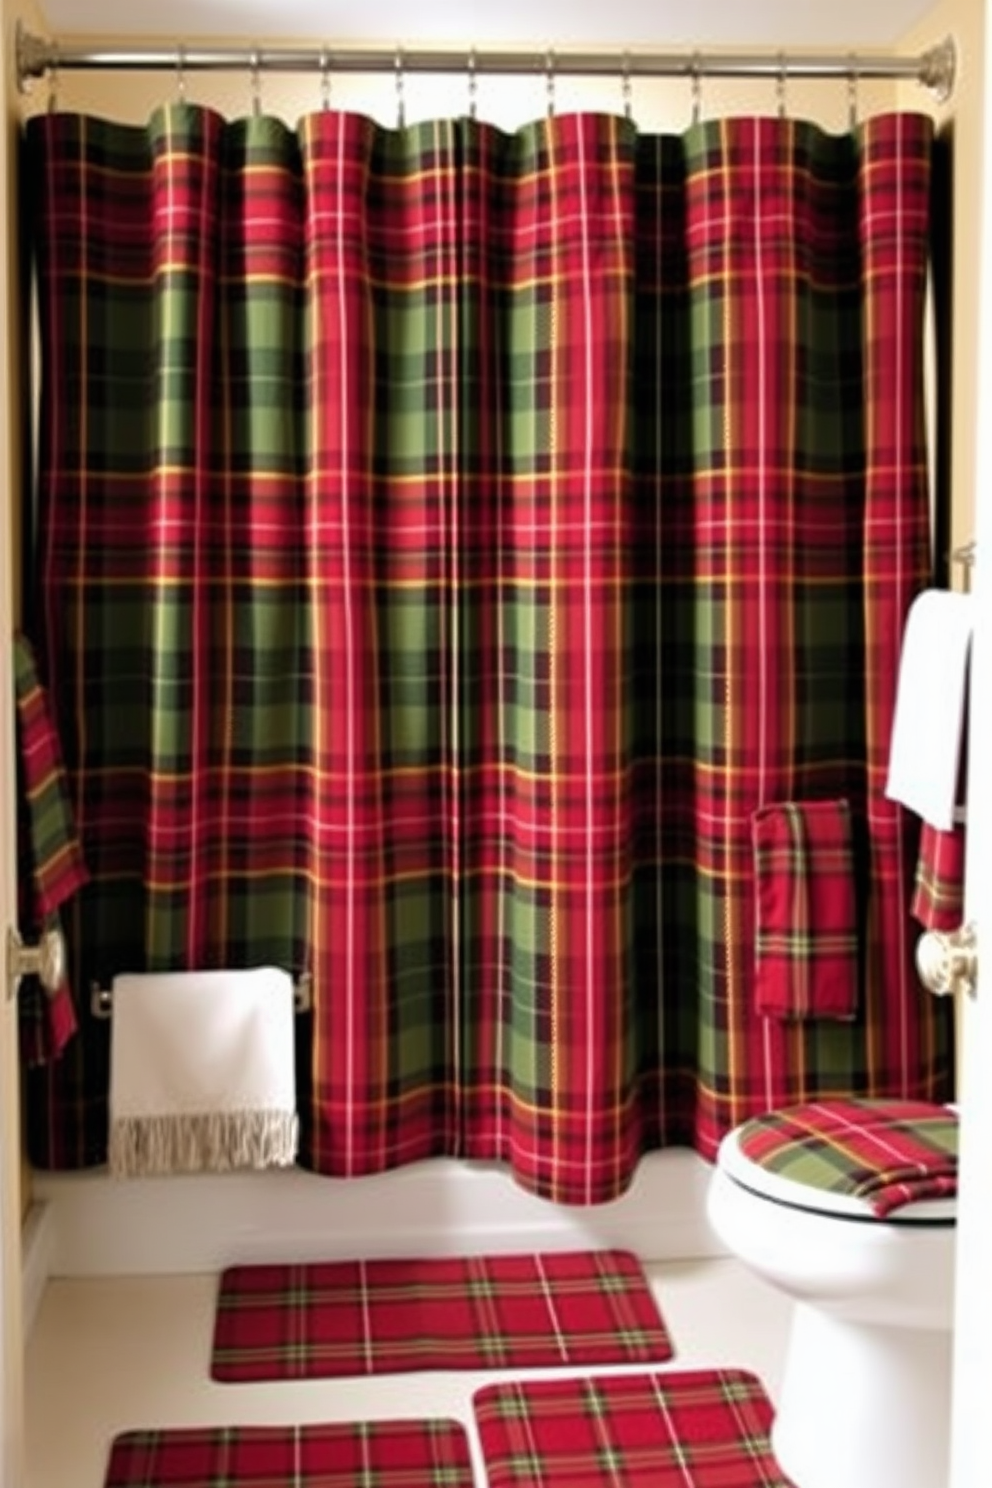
[21,1201,55,1338]
[33,1150,723,1277]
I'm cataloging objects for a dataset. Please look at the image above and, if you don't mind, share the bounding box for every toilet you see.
[706,1098,957,1488]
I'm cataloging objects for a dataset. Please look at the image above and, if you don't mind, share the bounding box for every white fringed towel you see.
[885,589,973,831]
[108,967,299,1178]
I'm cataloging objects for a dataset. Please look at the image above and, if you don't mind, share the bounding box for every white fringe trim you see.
[108,1110,299,1178]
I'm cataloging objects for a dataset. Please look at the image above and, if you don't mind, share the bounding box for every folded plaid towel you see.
[736,1097,957,1217]
[912,822,966,932]
[14,634,88,1065]
[751,799,859,1021]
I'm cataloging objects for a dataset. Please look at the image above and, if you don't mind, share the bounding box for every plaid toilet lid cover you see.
[727,1097,958,1220]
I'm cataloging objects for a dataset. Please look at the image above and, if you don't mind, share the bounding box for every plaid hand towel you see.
[751,799,858,1021]
[912,822,966,931]
[13,633,88,1064]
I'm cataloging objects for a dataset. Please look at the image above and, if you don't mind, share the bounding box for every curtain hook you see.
[622,49,633,123]
[546,47,556,119]
[320,45,331,110]
[848,53,859,129]
[467,46,478,121]
[395,46,405,128]
[690,52,703,126]
[777,51,788,120]
[47,40,59,113]
[250,48,262,117]
[175,43,187,104]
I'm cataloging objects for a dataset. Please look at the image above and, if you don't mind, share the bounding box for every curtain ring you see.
[690,52,703,126]
[467,47,478,121]
[546,47,556,119]
[47,40,59,114]
[622,49,633,123]
[395,46,406,128]
[848,53,859,129]
[175,43,187,104]
[250,48,262,117]
[319,46,331,110]
[777,51,788,120]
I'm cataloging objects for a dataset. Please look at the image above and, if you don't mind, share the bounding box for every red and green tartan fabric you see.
[25,104,952,1193]
[473,1368,796,1486]
[912,823,966,931]
[13,633,88,1065]
[735,1097,957,1216]
[211,1249,673,1381]
[751,799,859,1020]
[104,1420,473,1487]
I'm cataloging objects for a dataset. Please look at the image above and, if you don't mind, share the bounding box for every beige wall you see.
[901,0,986,580]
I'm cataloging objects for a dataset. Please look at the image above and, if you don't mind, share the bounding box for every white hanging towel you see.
[108,967,299,1178]
[885,589,973,831]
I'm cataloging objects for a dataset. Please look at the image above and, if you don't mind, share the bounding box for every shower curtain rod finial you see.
[15,20,50,93]
[920,35,956,103]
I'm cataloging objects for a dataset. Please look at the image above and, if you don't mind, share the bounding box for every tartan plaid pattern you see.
[735,1096,957,1215]
[911,823,966,930]
[104,1421,473,1487]
[24,104,951,1194]
[473,1368,796,1486]
[211,1249,673,1381]
[13,633,88,1064]
[751,800,858,1020]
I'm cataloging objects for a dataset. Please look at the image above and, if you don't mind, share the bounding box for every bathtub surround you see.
[24,102,951,1200]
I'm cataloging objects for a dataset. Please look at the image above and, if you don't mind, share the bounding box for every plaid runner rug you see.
[735,1098,958,1216]
[211,1249,673,1381]
[474,1369,796,1486]
[104,1421,472,1486]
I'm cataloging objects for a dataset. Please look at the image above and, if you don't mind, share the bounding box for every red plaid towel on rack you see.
[912,822,966,931]
[751,799,859,1020]
[736,1097,957,1216]
[14,634,88,1064]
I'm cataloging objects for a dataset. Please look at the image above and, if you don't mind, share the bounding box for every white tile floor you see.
[25,1256,793,1488]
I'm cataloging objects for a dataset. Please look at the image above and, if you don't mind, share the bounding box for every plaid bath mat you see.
[474,1369,796,1486]
[211,1249,674,1381]
[735,1097,958,1216]
[104,1421,473,1486]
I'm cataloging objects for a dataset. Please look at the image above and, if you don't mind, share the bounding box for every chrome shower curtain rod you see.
[16,23,957,102]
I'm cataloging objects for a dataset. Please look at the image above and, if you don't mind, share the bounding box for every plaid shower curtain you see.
[24,103,952,1201]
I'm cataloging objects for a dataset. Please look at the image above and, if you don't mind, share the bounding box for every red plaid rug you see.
[474,1369,796,1486]
[211,1249,673,1381]
[104,1421,473,1486]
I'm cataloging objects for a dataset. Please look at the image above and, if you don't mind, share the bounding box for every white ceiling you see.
[38,0,942,49]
